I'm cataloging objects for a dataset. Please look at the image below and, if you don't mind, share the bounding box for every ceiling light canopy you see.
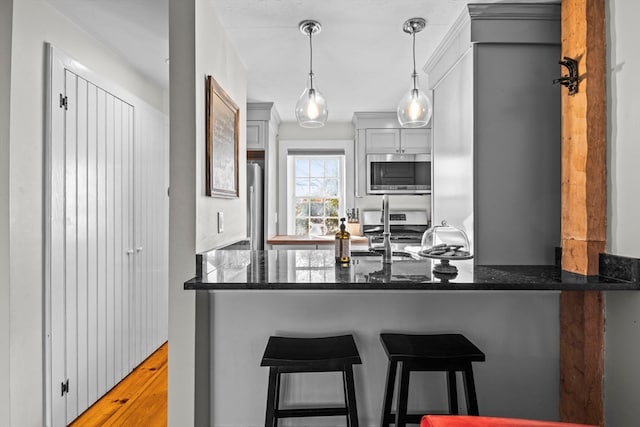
[397,17,432,128]
[295,20,328,128]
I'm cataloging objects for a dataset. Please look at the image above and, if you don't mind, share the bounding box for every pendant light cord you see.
[309,31,313,75]
[412,31,416,75]
[411,31,418,90]
[308,30,315,90]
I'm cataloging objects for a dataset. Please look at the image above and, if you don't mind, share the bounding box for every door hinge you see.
[59,94,68,110]
[61,378,69,396]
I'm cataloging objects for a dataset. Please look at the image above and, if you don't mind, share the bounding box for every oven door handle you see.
[363,226,384,234]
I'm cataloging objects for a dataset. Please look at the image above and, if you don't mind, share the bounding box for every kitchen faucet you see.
[381,194,392,264]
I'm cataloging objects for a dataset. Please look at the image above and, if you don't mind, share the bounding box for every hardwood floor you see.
[70,342,168,427]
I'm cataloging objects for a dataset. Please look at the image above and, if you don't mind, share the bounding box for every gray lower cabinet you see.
[426,3,561,265]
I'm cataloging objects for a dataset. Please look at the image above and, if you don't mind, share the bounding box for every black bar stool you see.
[261,334,361,427]
[379,333,486,427]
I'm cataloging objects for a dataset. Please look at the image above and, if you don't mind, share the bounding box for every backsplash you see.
[554,249,639,283]
[600,253,640,283]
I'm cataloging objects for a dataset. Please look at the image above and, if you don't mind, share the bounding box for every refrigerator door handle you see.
[248,185,255,250]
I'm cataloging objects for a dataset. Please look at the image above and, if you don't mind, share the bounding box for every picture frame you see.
[206,75,240,198]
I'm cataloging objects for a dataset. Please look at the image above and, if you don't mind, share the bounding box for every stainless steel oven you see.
[361,210,430,251]
[366,153,431,194]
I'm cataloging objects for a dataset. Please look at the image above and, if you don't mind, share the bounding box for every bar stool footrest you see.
[385,412,448,424]
[276,406,349,418]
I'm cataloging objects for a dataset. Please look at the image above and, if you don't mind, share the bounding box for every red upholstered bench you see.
[421,415,599,427]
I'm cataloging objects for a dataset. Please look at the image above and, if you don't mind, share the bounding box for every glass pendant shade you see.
[397,73,432,128]
[295,73,328,128]
[397,17,432,128]
[296,20,328,128]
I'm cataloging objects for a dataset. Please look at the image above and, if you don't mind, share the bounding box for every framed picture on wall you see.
[206,75,240,198]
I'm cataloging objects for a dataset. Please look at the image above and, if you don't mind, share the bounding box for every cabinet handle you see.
[136,247,144,252]
[126,249,134,255]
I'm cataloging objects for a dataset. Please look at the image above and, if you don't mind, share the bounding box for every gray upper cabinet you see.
[426,3,561,265]
[352,112,432,197]
[365,128,399,153]
[365,128,431,154]
[399,128,432,154]
[246,120,266,150]
[247,102,279,152]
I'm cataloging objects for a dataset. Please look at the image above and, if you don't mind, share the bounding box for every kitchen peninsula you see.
[186,248,635,291]
[184,248,636,427]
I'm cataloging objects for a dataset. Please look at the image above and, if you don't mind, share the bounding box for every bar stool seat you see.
[261,334,361,427]
[380,333,486,427]
[421,415,599,427]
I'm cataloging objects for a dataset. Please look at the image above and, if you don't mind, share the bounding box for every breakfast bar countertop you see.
[184,249,639,291]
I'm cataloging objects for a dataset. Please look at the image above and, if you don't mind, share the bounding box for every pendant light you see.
[295,20,328,128]
[397,18,432,128]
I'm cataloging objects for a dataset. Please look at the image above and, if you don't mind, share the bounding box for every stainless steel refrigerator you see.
[246,162,264,250]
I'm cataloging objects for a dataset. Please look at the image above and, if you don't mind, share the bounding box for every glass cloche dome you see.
[419,220,472,274]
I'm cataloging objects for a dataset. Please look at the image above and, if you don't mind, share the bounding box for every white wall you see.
[604,1,640,426]
[0,0,13,423]
[167,0,247,424]
[606,1,640,258]
[7,1,167,425]
[194,2,247,252]
[167,0,197,424]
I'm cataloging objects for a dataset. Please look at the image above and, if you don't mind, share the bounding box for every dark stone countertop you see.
[184,249,639,291]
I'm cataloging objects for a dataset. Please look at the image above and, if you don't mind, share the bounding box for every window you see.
[289,155,345,236]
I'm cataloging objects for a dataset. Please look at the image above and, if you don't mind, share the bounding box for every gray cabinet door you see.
[400,128,431,154]
[365,128,400,153]
[364,128,430,154]
[246,120,265,150]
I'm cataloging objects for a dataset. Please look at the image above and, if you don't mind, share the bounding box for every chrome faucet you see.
[381,194,392,264]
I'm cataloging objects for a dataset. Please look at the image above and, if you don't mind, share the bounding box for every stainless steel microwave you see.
[366,153,431,194]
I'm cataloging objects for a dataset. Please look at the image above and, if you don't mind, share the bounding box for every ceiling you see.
[47,0,544,123]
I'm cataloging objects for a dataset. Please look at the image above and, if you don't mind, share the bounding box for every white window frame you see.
[287,154,346,235]
[277,140,355,235]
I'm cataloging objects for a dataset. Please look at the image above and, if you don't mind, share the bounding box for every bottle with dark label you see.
[335,217,351,264]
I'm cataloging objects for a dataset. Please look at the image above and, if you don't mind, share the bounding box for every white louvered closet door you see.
[47,46,168,427]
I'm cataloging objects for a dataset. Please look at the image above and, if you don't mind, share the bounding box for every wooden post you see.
[561,0,606,275]
[560,291,604,426]
[560,0,606,425]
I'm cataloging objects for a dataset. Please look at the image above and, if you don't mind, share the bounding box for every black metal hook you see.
[553,57,579,95]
